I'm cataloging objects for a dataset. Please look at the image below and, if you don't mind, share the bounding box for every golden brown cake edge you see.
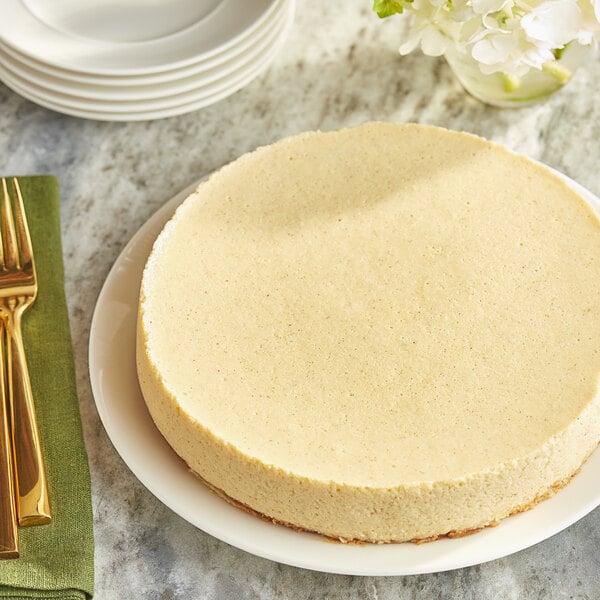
[183,443,597,545]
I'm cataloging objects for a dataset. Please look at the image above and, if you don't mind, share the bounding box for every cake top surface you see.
[140,122,600,486]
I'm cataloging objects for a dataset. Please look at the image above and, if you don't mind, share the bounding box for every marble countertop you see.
[1,2,599,598]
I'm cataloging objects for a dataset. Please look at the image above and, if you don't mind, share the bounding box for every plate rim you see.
[88,163,600,576]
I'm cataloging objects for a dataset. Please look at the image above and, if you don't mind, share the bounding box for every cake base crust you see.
[184,446,595,545]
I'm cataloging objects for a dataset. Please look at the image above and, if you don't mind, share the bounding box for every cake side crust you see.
[184,448,594,544]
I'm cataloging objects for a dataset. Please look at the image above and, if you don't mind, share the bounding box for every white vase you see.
[444,43,592,107]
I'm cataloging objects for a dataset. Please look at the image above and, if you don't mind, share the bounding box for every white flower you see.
[419,26,452,55]
[382,0,600,77]
[472,33,518,66]
[471,0,512,15]
[471,23,555,76]
[399,20,451,56]
[578,0,600,41]
[521,0,583,47]
[398,0,465,56]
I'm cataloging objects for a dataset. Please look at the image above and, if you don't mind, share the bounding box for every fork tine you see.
[0,317,19,558]
[11,179,33,273]
[0,179,7,271]
[0,179,19,271]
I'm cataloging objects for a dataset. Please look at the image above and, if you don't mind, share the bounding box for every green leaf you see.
[373,0,405,18]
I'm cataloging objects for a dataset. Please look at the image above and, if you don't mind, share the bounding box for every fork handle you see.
[0,320,19,558]
[6,305,51,526]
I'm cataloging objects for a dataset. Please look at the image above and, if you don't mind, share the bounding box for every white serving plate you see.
[0,0,277,74]
[0,0,286,86]
[0,0,294,121]
[89,167,600,575]
[0,7,285,102]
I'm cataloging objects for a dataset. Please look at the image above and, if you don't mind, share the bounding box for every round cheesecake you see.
[137,123,600,543]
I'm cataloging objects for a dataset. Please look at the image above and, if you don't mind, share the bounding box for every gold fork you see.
[0,178,51,527]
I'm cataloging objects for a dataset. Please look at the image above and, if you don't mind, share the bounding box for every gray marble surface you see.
[1,2,599,598]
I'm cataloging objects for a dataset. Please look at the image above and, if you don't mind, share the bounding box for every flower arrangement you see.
[373,0,600,103]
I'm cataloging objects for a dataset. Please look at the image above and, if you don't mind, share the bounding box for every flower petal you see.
[471,34,517,65]
[521,0,583,47]
[420,26,450,56]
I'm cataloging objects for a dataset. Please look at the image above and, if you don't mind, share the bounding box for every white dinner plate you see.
[22,0,225,44]
[1,0,277,74]
[0,7,286,102]
[0,0,286,87]
[0,1,294,121]
[89,166,600,575]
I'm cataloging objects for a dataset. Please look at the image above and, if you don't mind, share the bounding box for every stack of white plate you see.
[0,0,295,121]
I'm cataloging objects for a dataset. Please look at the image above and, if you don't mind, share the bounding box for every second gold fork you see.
[0,178,50,527]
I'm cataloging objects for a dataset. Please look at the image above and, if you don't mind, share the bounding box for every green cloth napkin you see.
[0,176,94,599]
